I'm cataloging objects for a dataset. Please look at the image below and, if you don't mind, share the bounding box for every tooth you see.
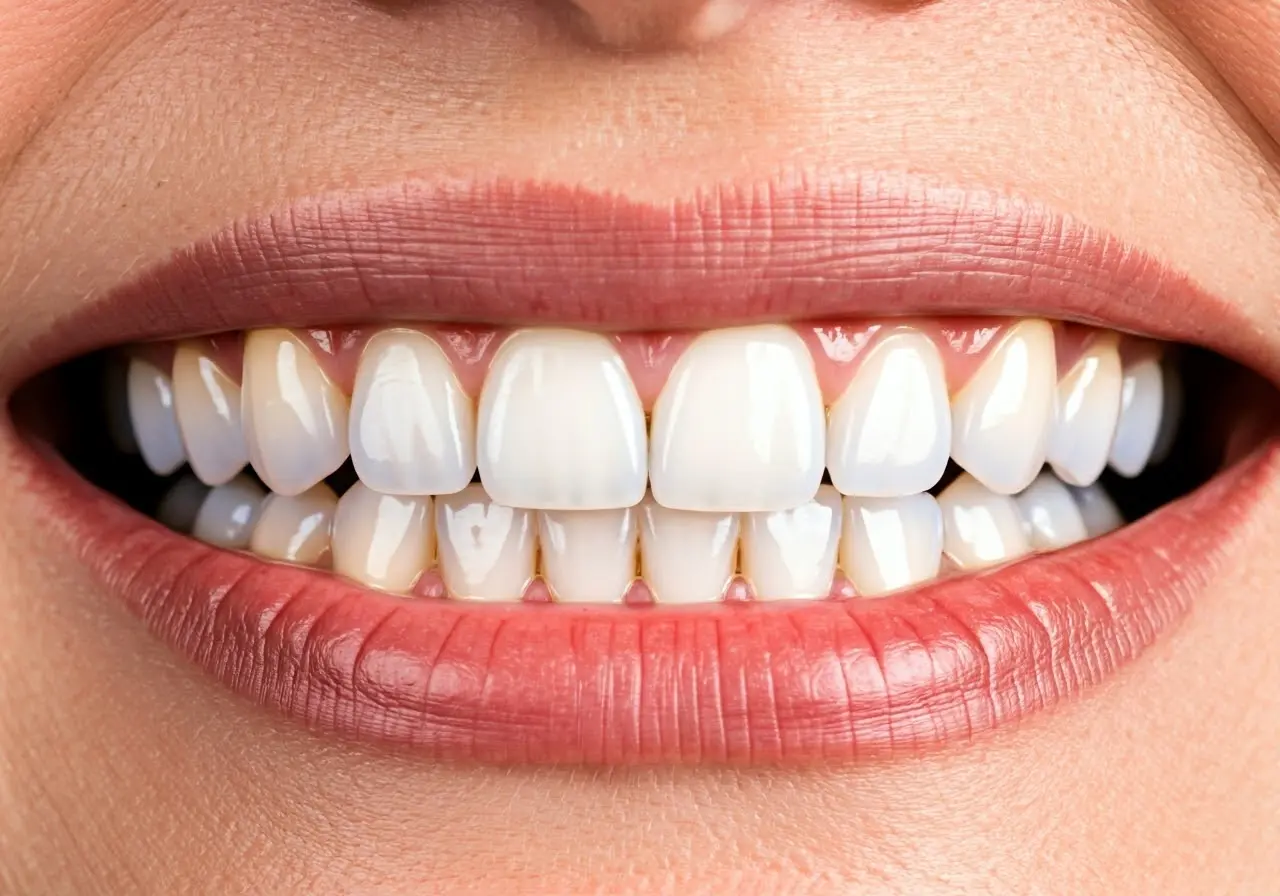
[156,476,209,533]
[639,497,739,603]
[650,325,824,512]
[242,329,350,497]
[172,343,248,486]
[1047,336,1122,487]
[1108,357,1164,478]
[1068,483,1125,537]
[349,329,476,496]
[477,329,646,510]
[435,484,536,601]
[937,474,1032,571]
[332,482,434,592]
[127,358,187,476]
[742,486,842,600]
[192,476,267,549]
[538,508,638,604]
[249,484,338,566]
[827,331,950,496]
[839,493,943,597]
[1148,358,1183,466]
[1014,473,1088,551]
[105,359,139,454]
[950,320,1056,495]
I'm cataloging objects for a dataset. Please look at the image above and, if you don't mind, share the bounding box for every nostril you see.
[568,0,759,49]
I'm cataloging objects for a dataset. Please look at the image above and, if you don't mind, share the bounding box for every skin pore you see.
[2,1,1279,892]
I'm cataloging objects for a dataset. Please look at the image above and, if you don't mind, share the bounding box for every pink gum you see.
[137,319,1155,409]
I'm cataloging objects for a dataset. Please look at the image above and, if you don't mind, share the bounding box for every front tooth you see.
[242,329,350,497]
[840,493,943,597]
[1047,336,1122,487]
[742,486,841,600]
[1068,483,1125,537]
[478,329,646,510]
[349,329,475,496]
[640,497,739,603]
[332,482,434,592]
[538,508,638,604]
[173,343,248,486]
[937,474,1032,571]
[250,484,339,566]
[1108,357,1165,478]
[192,476,267,549]
[650,325,824,512]
[1014,473,1088,551]
[127,358,187,476]
[950,320,1056,495]
[435,485,536,601]
[827,331,950,497]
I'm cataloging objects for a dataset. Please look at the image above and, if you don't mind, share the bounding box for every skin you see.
[1,0,1278,892]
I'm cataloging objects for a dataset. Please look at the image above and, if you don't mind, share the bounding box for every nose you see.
[567,0,761,48]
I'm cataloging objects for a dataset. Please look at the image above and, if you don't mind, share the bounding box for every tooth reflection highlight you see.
[250,484,338,566]
[539,508,638,604]
[742,486,841,600]
[435,485,535,601]
[938,474,1031,571]
[128,358,187,476]
[173,343,248,486]
[332,483,434,592]
[840,494,943,597]
[640,497,739,603]
[193,476,266,549]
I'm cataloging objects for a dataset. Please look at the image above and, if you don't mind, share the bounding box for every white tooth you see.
[250,484,338,566]
[127,358,187,476]
[435,485,535,601]
[640,497,739,603]
[1014,473,1088,551]
[1068,484,1125,537]
[937,474,1031,571]
[1149,358,1183,465]
[827,331,950,497]
[1047,336,1122,487]
[192,476,267,549]
[742,486,841,600]
[839,493,943,597]
[650,325,824,512]
[105,359,139,454]
[172,343,248,486]
[332,482,434,592]
[350,330,476,496]
[1108,357,1164,478]
[241,329,350,497]
[538,508,637,604]
[477,329,646,510]
[950,320,1056,495]
[156,476,209,533]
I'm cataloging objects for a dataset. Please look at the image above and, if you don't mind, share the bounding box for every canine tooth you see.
[840,493,943,597]
[538,508,638,604]
[242,329,349,497]
[742,486,842,600]
[1047,336,1122,487]
[250,484,338,566]
[640,497,739,603]
[827,331,950,497]
[332,482,433,592]
[478,329,646,510]
[1068,483,1125,537]
[156,476,209,533]
[173,344,248,486]
[950,320,1056,495]
[1108,357,1164,478]
[192,476,266,549]
[127,358,187,476]
[1014,473,1088,551]
[938,474,1032,571]
[350,330,475,496]
[1149,358,1183,465]
[650,325,824,512]
[436,485,536,601]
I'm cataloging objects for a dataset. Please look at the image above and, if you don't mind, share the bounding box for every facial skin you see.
[1,1,1278,892]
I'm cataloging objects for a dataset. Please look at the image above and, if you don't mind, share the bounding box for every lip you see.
[8,171,1280,763]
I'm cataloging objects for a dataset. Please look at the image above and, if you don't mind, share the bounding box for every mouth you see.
[6,172,1278,764]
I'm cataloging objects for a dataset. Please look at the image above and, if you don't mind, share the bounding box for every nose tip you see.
[568,0,760,48]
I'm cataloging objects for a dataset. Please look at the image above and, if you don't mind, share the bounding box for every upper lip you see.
[9,171,1280,764]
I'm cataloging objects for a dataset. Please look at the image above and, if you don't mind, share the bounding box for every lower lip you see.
[21,428,1280,763]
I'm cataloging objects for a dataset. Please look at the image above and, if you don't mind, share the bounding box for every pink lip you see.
[10,172,1279,763]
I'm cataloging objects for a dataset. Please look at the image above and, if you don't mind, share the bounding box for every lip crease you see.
[9,171,1279,763]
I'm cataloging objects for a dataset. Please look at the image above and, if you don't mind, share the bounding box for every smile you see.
[9,172,1278,763]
